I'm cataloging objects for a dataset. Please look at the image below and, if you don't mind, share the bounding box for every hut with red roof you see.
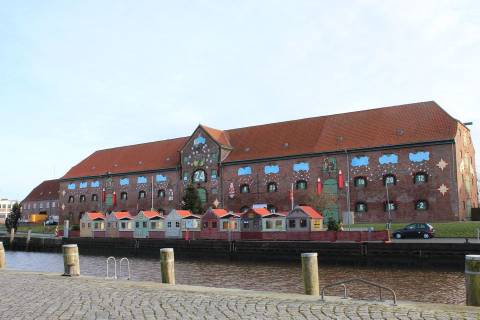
[165,209,201,239]
[80,212,106,237]
[240,208,287,240]
[199,208,241,240]
[134,210,164,239]
[286,206,325,240]
[106,211,134,238]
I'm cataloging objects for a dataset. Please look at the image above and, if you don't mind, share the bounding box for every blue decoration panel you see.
[379,154,398,165]
[409,151,430,162]
[67,183,76,190]
[238,166,252,176]
[137,176,147,184]
[264,165,280,174]
[91,181,100,188]
[193,135,206,145]
[120,178,129,186]
[79,182,88,189]
[293,162,309,172]
[351,156,369,167]
[156,174,167,182]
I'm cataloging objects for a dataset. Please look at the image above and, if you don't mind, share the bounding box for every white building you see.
[0,198,18,224]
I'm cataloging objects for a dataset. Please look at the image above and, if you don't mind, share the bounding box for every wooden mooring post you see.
[466,255,480,306]
[62,244,80,276]
[160,248,175,284]
[0,242,5,269]
[301,252,319,295]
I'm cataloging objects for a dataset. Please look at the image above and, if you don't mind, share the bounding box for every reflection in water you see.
[5,251,465,304]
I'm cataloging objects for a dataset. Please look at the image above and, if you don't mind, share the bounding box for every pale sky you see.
[1,0,479,200]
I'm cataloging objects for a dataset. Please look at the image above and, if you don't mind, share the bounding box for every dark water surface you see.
[5,251,465,304]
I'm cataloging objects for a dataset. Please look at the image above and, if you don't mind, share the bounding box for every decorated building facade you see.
[58,101,478,224]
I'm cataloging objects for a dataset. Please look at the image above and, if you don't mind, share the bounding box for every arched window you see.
[196,188,207,204]
[295,180,307,190]
[267,182,278,192]
[383,174,396,186]
[414,172,428,184]
[384,201,396,211]
[192,170,207,183]
[355,202,367,212]
[120,192,128,200]
[158,189,166,198]
[240,184,250,193]
[91,194,98,202]
[415,200,428,210]
[240,206,249,213]
[68,196,74,203]
[79,195,86,203]
[354,176,367,187]
[267,204,277,213]
[138,190,146,199]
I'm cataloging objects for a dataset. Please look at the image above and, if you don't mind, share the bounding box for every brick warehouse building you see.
[58,101,478,224]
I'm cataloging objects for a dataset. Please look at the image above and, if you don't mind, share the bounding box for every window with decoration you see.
[192,170,207,183]
[355,202,367,212]
[354,177,367,187]
[267,182,278,193]
[296,180,307,190]
[240,184,250,193]
[415,200,428,210]
[414,172,428,184]
[383,174,396,186]
[384,201,396,211]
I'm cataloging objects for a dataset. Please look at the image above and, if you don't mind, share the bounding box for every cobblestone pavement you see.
[0,270,479,320]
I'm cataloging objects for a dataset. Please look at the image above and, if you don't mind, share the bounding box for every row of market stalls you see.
[80,206,326,240]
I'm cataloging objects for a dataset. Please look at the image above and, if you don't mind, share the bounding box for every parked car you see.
[392,223,435,239]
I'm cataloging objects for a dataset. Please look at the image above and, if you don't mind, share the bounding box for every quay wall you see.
[2,236,480,267]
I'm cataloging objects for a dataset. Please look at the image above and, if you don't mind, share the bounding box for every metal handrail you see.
[321,278,397,305]
[119,257,131,280]
[106,256,117,280]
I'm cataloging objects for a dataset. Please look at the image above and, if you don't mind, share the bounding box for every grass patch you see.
[351,222,480,238]
[16,224,63,234]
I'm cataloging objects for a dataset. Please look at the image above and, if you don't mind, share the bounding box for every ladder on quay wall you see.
[106,256,131,280]
[321,278,397,305]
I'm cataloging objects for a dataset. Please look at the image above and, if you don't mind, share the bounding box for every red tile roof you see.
[22,179,60,202]
[200,125,232,148]
[63,137,186,179]
[141,210,162,219]
[86,212,106,220]
[297,206,323,219]
[208,208,229,218]
[62,101,459,179]
[173,209,201,219]
[111,211,132,220]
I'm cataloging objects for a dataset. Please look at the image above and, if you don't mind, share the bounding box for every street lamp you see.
[385,178,391,230]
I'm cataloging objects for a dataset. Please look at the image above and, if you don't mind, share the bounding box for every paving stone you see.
[0,270,479,320]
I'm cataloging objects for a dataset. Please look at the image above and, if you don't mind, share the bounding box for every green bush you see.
[327,218,340,231]
[71,224,80,231]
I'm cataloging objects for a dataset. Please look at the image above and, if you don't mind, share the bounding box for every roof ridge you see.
[224,101,438,133]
